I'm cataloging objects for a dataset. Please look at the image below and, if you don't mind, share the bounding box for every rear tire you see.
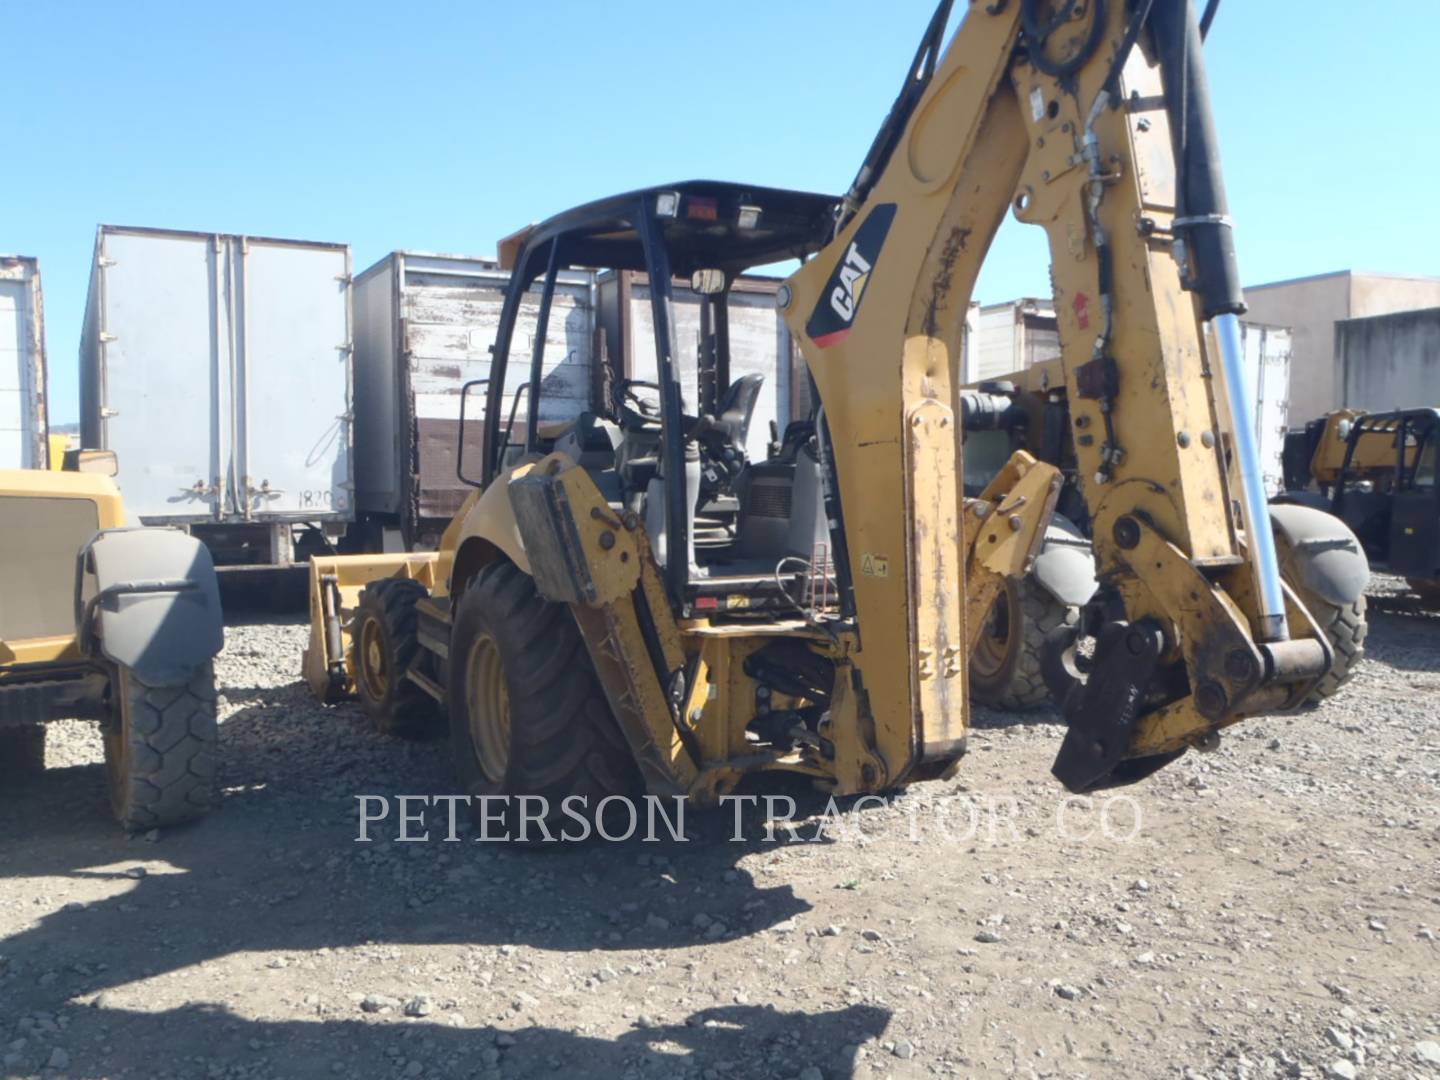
[448,561,638,841]
[1269,505,1369,705]
[353,578,443,739]
[104,663,218,830]
[969,577,1075,711]
[1270,530,1368,705]
[1294,590,1367,704]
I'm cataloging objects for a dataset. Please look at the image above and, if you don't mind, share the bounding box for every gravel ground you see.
[1,578,1437,1080]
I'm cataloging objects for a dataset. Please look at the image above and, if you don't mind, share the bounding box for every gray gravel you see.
[1,584,1437,1080]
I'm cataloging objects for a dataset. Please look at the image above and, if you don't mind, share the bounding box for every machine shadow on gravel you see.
[0,689,895,1020]
[23,1001,893,1079]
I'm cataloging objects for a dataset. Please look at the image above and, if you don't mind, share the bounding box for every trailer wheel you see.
[448,561,638,840]
[104,663,218,830]
[353,578,443,739]
[0,725,47,781]
[970,577,1075,711]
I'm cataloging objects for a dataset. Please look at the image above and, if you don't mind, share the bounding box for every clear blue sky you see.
[10,1,1436,424]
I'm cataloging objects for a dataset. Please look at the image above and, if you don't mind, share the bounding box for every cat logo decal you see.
[805,203,897,349]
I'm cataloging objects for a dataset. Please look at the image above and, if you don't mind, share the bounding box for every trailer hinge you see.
[99,331,118,343]
[338,341,353,353]
[97,257,117,268]
[335,273,353,284]
[100,407,120,419]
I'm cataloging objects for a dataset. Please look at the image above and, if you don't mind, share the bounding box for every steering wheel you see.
[616,378,663,424]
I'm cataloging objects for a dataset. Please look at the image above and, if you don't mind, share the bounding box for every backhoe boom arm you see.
[780,0,1330,790]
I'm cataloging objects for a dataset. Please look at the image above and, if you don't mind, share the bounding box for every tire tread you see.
[355,578,442,738]
[450,562,638,834]
[971,579,1074,711]
[106,663,218,830]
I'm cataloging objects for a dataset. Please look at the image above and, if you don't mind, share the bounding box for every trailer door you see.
[0,265,44,470]
[1254,327,1291,498]
[99,230,226,521]
[232,240,351,519]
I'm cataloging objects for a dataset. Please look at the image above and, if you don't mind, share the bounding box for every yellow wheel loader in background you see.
[1279,406,1439,609]
[304,0,1367,833]
[1,454,225,830]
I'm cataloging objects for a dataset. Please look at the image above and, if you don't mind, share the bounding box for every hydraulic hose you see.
[1022,0,1106,81]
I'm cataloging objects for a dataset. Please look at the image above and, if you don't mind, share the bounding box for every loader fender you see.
[77,528,224,687]
[1268,503,1370,608]
[448,463,535,596]
[1029,514,1098,609]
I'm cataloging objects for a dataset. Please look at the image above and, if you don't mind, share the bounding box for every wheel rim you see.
[971,590,1013,681]
[356,615,389,701]
[465,632,510,785]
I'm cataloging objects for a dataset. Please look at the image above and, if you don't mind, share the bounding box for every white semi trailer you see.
[0,256,48,471]
[80,226,354,570]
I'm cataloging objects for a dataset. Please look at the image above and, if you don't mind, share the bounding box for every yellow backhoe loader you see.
[304,0,1366,832]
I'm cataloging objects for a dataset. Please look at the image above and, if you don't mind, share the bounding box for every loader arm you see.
[780,0,1332,791]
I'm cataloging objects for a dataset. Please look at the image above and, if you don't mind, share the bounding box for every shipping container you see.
[595,271,797,463]
[352,253,595,548]
[0,256,48,470]
[80,226,353,566]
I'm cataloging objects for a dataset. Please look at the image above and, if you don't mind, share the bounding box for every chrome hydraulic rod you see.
[1215,311,1288,641]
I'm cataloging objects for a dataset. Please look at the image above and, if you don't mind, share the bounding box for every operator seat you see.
[694,373,766,503]
[706,374,765,453]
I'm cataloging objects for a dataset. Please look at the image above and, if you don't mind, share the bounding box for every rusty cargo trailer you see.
[965,298,1061,384]
[0,256,48,470]
[595,270,798,462]
[351,253,595,550]
[79,226,354,569]
[351,258,802,552]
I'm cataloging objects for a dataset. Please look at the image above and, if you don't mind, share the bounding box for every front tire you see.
[970,577,1075,711]
[353,578,443,738]
[104,663,219,830]
[448,561,638,840]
